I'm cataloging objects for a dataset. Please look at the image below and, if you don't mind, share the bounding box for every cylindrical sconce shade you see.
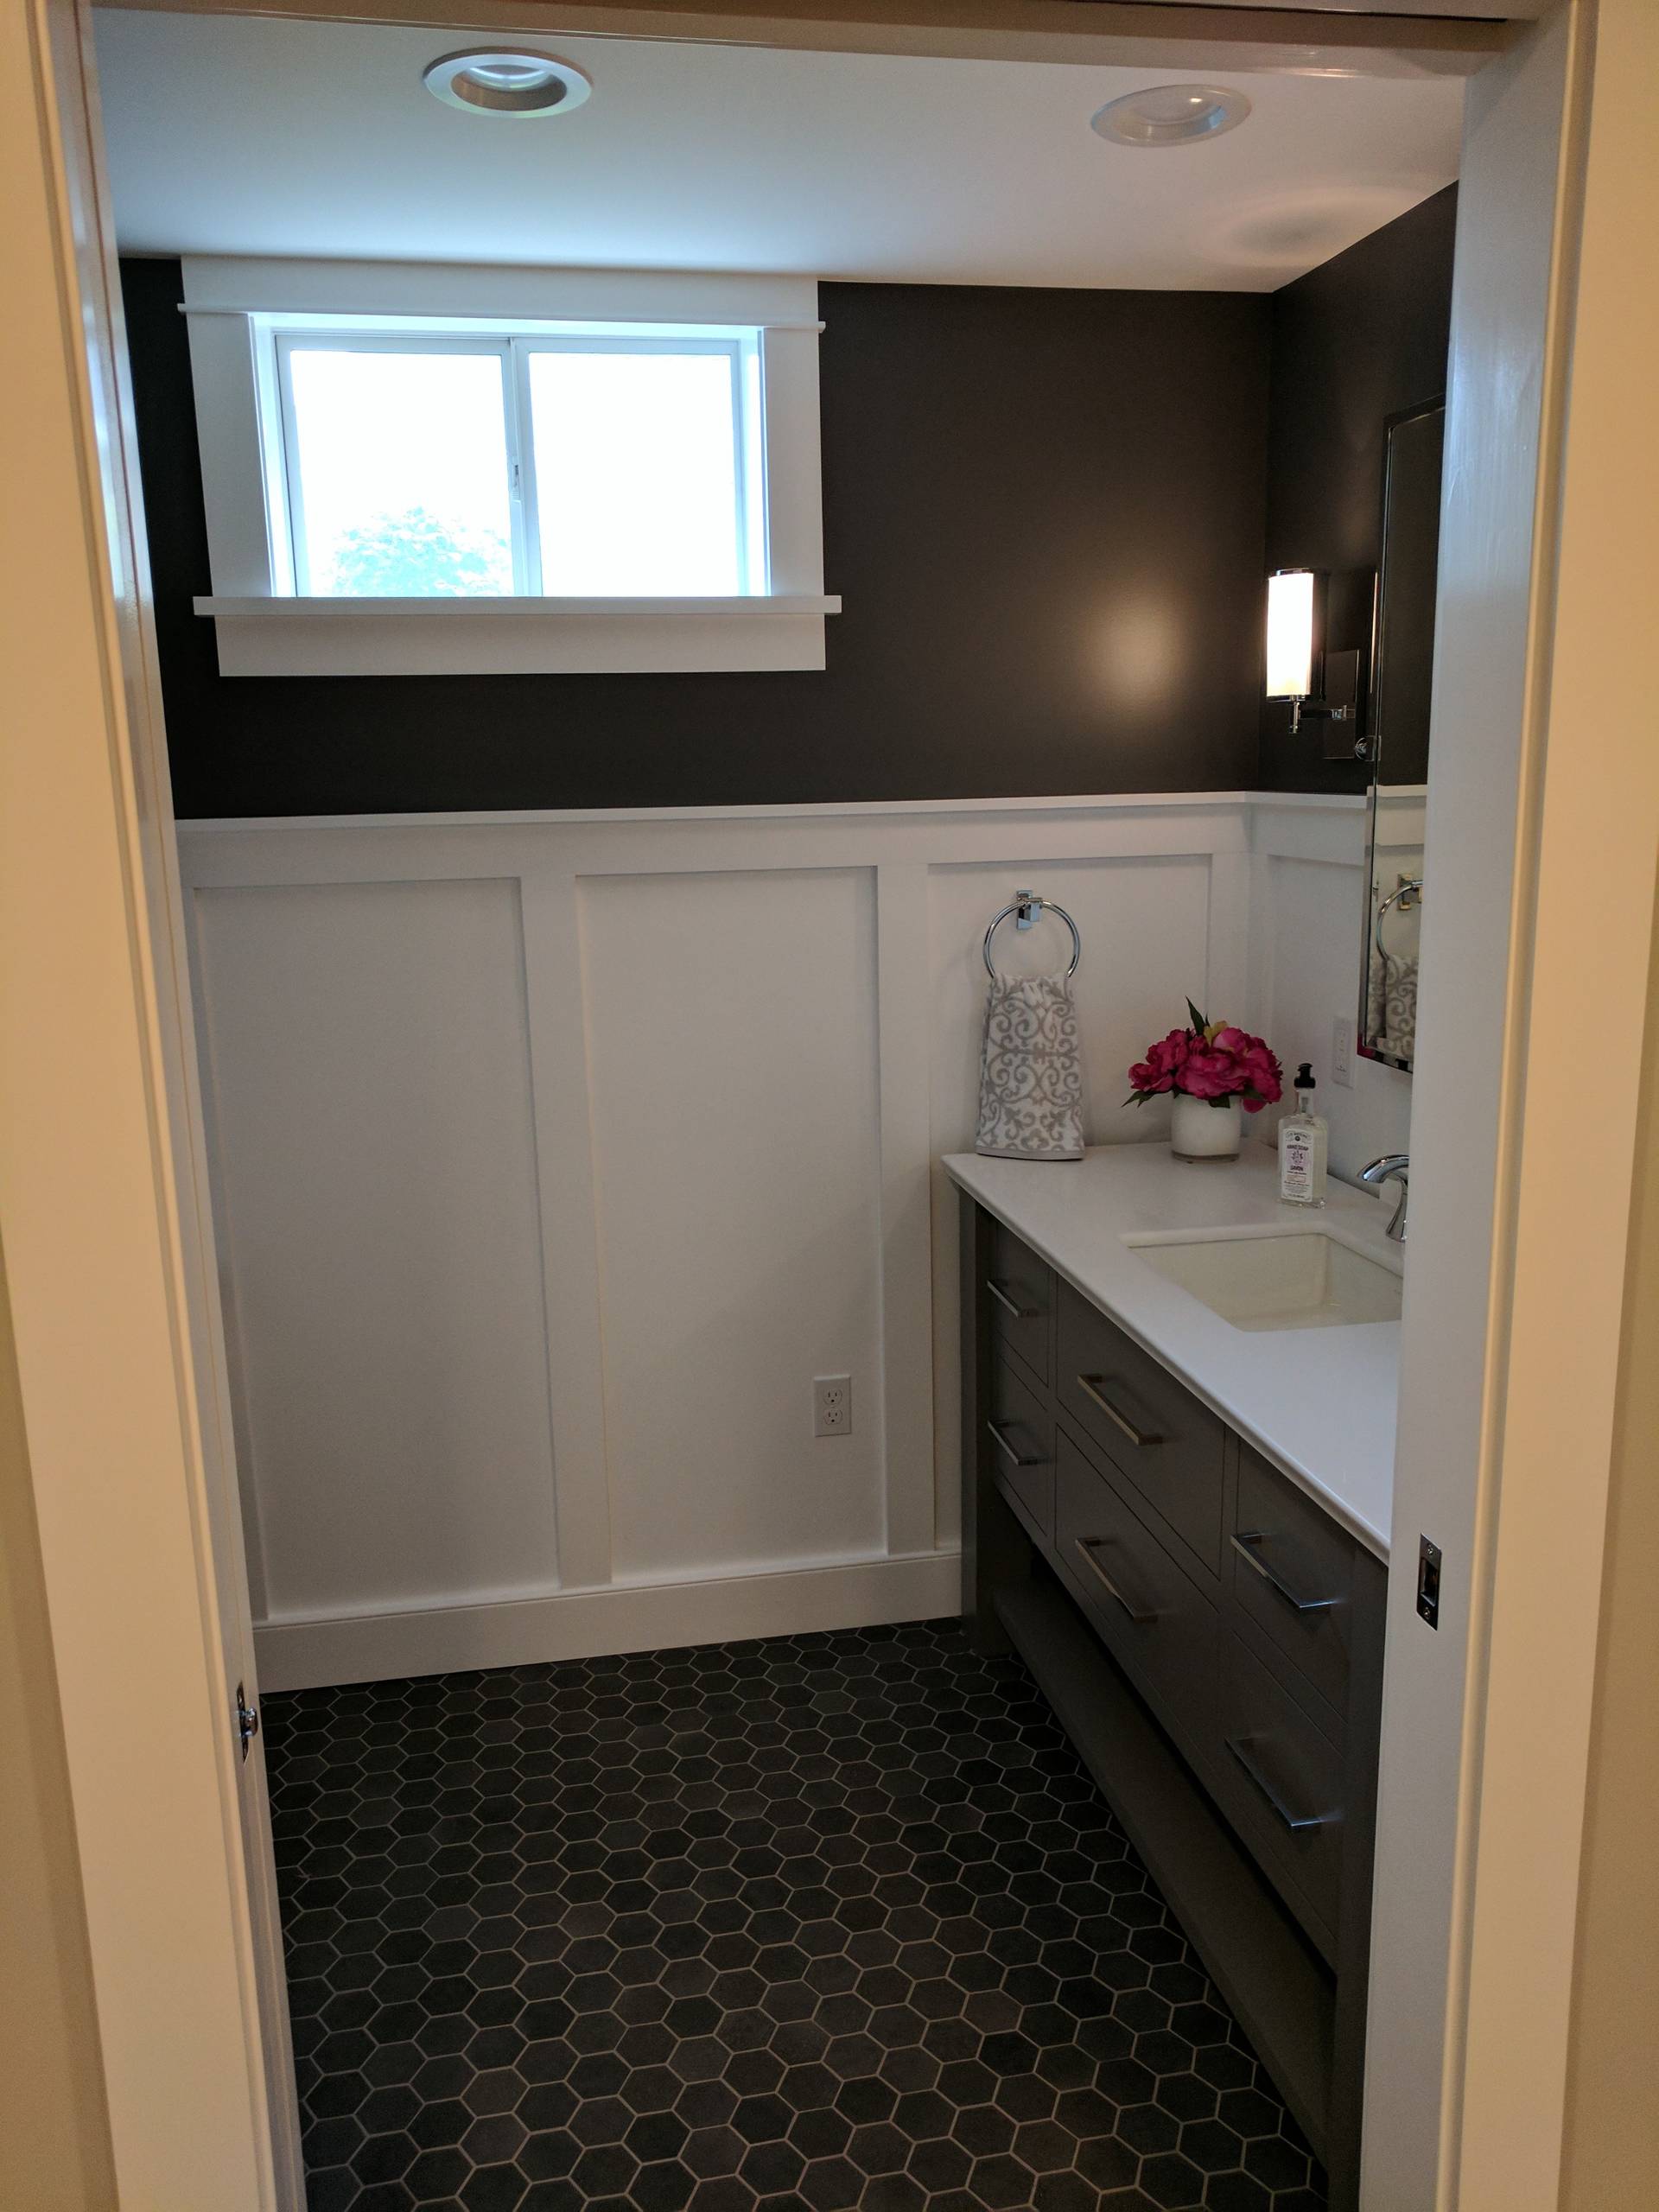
[1266,569,1316,700]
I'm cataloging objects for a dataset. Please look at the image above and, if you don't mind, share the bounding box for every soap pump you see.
[1279,1062,1329,1208]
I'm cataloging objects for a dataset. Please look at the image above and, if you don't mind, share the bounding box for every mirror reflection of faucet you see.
[1359,1154,1409,1243]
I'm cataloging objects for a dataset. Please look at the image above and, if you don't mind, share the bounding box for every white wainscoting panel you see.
[190,876,561,1625]
[579,868,887,1582]
[176,794,1394,1689]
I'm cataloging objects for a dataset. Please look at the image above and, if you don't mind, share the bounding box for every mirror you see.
[1360,398,1444,1071]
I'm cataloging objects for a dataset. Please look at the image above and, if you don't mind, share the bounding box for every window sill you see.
[192,594,842,677]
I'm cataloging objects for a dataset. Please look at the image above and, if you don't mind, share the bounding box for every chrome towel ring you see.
[983,888,1082,980]
[1375,877,1423,937]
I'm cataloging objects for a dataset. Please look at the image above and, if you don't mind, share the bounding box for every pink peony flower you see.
[1237,1042,1283,1110]
[1126,1007,1284,1112]
[1179,1049,1244,1099]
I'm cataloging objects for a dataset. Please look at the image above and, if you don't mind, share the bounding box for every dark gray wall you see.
[122,259,1272,819]
[1259,184,1459,793]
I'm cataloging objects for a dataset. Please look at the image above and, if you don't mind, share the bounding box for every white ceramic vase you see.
[1170,1092,1243,1161]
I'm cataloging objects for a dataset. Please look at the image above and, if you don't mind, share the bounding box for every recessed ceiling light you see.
[423,48,592,120]
[1090,84,1251,149]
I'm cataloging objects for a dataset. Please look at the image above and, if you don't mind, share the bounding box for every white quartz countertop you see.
[944,1141,1400,1561]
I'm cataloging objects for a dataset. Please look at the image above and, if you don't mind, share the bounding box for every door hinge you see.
[237,1681,260,1760]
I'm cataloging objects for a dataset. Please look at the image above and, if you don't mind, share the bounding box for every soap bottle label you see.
[1281,1129,1314,1203]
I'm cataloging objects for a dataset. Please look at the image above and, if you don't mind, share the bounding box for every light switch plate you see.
[1332,1015,1356,1089]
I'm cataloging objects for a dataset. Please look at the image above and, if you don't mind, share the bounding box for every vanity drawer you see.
[986,1358,1054,1539]
[1211,1629,1344,1954]
[1230,1446,1359,1722]
[1058,1285,1224,1575]
[1056,1430,1217,1733]
[983,1219,1053,1386]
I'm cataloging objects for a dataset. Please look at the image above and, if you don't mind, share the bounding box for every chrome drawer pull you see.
[1231,1532,1335,1615]
[1074,1537,1157,1624]
[986,1420,1044,1470]
[986,1278,1041,1321]
[1075,1374,1160,1449]
[1225,1736,1328,1833]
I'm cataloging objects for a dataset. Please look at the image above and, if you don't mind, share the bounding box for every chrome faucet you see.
[1359,1154,1409,1243]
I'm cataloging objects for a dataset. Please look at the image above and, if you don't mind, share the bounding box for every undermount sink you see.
[1128,1229,1402,1332]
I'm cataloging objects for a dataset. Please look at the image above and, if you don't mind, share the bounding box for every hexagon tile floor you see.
[264,1619,1327,2212]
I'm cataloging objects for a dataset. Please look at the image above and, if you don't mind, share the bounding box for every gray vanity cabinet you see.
[960,1195,1387,2212]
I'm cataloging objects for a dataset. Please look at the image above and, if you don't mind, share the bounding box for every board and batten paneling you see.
[177,797,1376,1688]
[580,868,887,1581]
[190,876,560,1624]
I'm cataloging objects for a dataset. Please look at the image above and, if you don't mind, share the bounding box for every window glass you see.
[284,346,515,596]
[527,348,741,595]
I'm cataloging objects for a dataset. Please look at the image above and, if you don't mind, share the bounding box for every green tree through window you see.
[323,505,512,597]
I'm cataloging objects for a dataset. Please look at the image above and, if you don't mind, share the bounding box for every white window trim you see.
[180,256,838,677]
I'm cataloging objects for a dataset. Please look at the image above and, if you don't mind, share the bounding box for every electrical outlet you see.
[813,1375,852,1438]
[1332,1014,1356,1090]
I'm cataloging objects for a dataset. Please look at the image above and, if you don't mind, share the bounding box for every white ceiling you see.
[92,11,1462,292]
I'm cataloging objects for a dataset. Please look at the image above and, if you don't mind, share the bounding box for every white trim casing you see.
[181,254,835,674]
[194,597,843,676]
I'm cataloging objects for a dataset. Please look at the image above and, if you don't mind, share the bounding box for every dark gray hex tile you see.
[351,2131,417,2184]
[1116,2101,1181,2158]
[966,2152,1035,2209]
[265,1629,1320,2212]
[518,2128,581,2181]
[572,2094,636,2145]
[627,2110,691,2164]
[739,2139,805,2194]
[1241,2131,1313,2192]
[685,2177,756,2212]
[948,2103,1014,2158]
[459,2163,529,2211]
[685,2127,748,2179]
[907,2133,974,2192]
[1216,2088,1285,2141]
[405,2142,470,2199]
[731,2094,793,2145]
[573,2143,641,2196]
[798,2155,863,2210]
[632,2160,699,2212]
[992,2075,1055,2126]
[406,2095,473,2150]
[788,2107,852,2161]
[1030,2173,1095,2212]
[1196,2167,1274,2212]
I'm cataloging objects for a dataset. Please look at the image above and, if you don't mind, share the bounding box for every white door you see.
[2,3,299,2202]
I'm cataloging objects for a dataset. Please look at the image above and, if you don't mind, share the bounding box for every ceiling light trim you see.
[1091,84,1252,149]
[423,48,592,120]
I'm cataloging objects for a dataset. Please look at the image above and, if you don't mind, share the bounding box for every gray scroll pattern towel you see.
[976,972,1085,1160]
[1368,949,1419,1064]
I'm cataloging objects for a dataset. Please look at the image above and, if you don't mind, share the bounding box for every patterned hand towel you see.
[976,971,1085,1161]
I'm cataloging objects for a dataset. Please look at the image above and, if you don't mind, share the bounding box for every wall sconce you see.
[1265,568,1364,751]
[1266,569,1317,727]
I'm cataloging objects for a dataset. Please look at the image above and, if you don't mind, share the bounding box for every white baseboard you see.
[253,1548,963,1693]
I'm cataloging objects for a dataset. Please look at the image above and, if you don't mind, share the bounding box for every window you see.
[183,258,836,676]
[275,332,759,601]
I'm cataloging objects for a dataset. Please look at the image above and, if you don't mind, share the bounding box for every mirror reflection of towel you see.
[976,972,1084,1161]
[1369,949,1418,1063]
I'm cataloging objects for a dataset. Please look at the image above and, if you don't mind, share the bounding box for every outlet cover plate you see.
[1332,1014,1356,1090]
[813,1375,852,1438]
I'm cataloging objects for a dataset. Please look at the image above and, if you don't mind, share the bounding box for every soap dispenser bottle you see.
[1279,1063,1328,1208]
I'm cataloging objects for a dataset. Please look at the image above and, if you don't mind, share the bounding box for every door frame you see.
[3,1,1652,2207]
